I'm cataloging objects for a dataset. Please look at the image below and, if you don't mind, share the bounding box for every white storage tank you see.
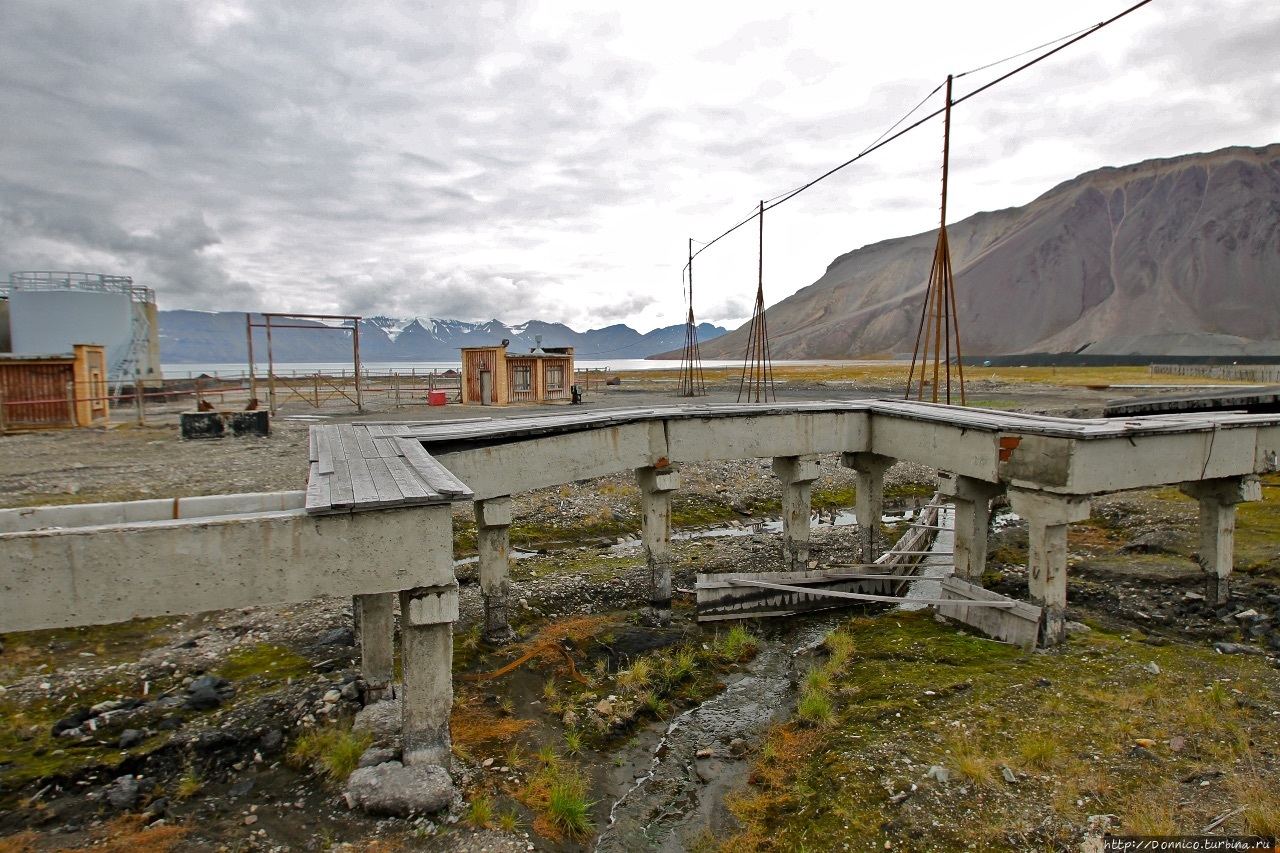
[3,272,163,386]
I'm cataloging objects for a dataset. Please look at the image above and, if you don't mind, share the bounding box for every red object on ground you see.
[428,390,447,406]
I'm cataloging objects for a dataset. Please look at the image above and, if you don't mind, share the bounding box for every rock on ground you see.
[343,761,454,817]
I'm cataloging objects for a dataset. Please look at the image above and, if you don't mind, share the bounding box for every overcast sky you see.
[1,0,1277,333]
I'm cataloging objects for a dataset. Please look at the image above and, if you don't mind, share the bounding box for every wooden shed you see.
[0,345,110,430]
[460,344,574,406]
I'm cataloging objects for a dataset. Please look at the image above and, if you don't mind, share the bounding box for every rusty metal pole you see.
[353,320,364,413]
[245,313,257,406]
[265,315,277,415]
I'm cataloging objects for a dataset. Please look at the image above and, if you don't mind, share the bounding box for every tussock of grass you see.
[289,724,372,781]
[715,625,759,662]
[217,641,313,682]
[519,761,595,841]
[466,793,493,828]
[1016,731,1060,771]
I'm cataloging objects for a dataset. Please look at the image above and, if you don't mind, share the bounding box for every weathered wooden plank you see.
[304,462,331,514]
[335,426,381,507]
[316,427,335,476]
[372,437,402,459]
[394,438,471,497]
[936,577,1042,650]
[308,427,319,463]
[346,424,379,459]
[363,457,407,505]
[728,578,1014,607]
[328,450,355,509]
[383,455,443,503]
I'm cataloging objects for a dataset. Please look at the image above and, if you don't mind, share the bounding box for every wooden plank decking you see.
[305,424,472,514]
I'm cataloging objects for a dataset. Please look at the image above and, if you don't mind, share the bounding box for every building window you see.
[546,364,564,391]
[512,364,532,392]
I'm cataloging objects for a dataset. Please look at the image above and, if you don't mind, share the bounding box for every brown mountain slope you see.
[690,144,1280,359]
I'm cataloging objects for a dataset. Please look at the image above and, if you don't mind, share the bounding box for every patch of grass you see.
[520,761,595,841]
[451,696,534,756]
[1016,731,1059,771]
[173,762,204,801]
[6,814,188,853]
[1231,772,1280,837]
[615,657,655,693]
[466,793,493,828]
[497,808,522,832]
[289,724,373,781]
[546,777,596,839]
[714,625,759,663]
[718,611,1280,852]
[795,689,834,727]
[563,729,583,755]
[949,734,997,787]
[217,641,313,682]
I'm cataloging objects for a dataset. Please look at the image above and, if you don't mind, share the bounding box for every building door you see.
[479,370,492,405]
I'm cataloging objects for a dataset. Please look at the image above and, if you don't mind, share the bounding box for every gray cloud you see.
[0,1,1275,337]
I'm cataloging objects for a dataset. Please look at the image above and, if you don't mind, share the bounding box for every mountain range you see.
[685,144,1280,360]
[158,311,727,363]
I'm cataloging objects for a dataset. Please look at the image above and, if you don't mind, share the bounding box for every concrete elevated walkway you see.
[4,399,1280,772]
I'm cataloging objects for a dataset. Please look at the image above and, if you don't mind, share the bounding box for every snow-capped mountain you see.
[157,311,726,363]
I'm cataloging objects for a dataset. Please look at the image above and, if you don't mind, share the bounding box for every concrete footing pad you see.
[343,762,454,817]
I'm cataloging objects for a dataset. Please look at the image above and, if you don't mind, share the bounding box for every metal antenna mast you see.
[737,200,776,403]
[677,237,707,397]
[905,74,967,405]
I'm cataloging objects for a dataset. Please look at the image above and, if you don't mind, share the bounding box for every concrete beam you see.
[0,491,307,534]
[772,455,821,570]
[437,421,667,501]
[1002,429,1264,494]
[867,416,999,481]
[841,452,895,563]
[0,507,455,633]
[665,411,866,462]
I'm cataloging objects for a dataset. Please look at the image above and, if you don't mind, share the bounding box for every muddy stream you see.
[592,509,956,852]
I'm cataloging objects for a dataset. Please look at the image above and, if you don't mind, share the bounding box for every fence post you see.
[314,373,320,407]
[66,381,78,427]
[394,373,401,409]
[135,373,145,425]
[0,390,6,434]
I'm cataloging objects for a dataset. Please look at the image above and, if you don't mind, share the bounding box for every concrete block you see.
[404,585,459,626]
[476,496,513,528]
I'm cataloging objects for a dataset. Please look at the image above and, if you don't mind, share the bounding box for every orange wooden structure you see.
[460,344,574,406]
[0,345,109,430]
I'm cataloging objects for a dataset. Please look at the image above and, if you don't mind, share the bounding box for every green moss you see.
[723,611,1280,851]
[217,642,313,682]
[811,485,857,510]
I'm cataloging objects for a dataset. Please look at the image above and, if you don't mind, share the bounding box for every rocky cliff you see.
[692,144,1280,359]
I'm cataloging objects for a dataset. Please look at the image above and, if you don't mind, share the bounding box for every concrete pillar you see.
[399,583,458,769]
[841,452,895,563]
[772,455,821,570]
[355,593,395,702]
[636,465,681,621]
[475,496,514,642]
[1178,476,1262,605]
[938,472,1004,583]
[1007,488,1090,647]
